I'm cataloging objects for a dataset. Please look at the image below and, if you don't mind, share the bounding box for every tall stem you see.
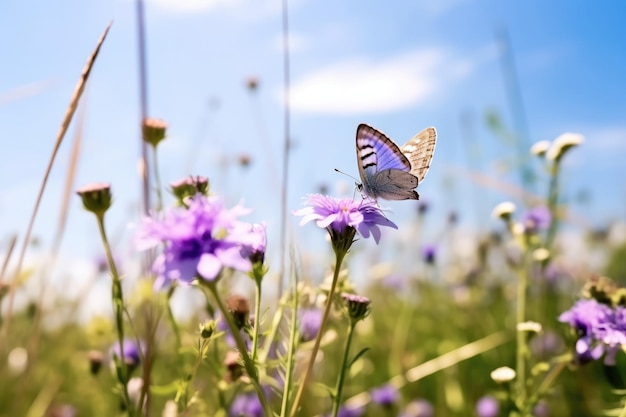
[96,214,133,415]
[290,250,347,417]
[332,322,356,417]
[251,280,262,363]
[515,254,529,410]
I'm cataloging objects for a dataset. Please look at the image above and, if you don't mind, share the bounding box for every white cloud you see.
[288,49,472,114]
[149,0,235,13]
[586,126,626,150]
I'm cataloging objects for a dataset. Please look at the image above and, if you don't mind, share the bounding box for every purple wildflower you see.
[336,405,364,417]
[293,194,397,245]
[370,384,399,407]
[299,308,323,342]
[476,395,499,417]
[238,222,267,265]
[110,339,142,368]
[230,393,262,417]
[135,194,261,287]
[422,244,436,265]
[533,401,549,417]
[559,298,626,364]
[522,206,551,233]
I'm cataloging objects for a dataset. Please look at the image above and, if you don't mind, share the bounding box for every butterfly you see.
[356,123,436,200]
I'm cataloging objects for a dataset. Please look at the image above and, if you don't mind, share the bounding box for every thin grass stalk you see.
[277,0,291,299]
[280,261,300,416]
[135,0,151,215]
[28,102,85,362]
[251,279,263,363]
[0,23,111,347]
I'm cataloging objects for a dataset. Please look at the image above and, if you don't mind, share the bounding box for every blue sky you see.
[1,0,626,274]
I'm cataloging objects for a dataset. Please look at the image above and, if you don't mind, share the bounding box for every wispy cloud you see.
[149,0,235,13]
[288,49,473,114]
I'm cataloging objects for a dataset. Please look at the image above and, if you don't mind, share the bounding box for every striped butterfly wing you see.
[356,124,418,200]
[400,127,437,183]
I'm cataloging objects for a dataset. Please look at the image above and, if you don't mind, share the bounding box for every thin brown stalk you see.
[0,22,112,349]
[0,235,17,283]
[28,101,86,359]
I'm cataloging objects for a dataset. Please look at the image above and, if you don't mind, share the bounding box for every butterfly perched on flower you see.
[356,123,436,200]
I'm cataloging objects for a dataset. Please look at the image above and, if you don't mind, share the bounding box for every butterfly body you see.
[356,123,436,201]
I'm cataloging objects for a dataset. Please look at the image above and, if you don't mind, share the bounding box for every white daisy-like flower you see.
[490,366,516,383]
[492,201,516,220]
[530,140,551,157]
[546,133,584,161]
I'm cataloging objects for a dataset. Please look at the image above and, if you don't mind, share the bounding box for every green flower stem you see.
[515,255,529,410]
[95,213,134,415]
[332,321,357,417]
[250,266,265,363]
[289,249,347,417]
[280,279,299,416]
[205,282,272,417]
[166,286,182,352]
[151,145,164,212]
[545,161,560,250]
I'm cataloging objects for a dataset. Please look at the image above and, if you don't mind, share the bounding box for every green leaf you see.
[150,382,181,396]
[348,347,370,369]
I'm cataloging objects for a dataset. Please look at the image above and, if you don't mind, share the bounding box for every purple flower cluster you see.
[135,195,266,288]
[294,194,397,244]
[559,298,626,364]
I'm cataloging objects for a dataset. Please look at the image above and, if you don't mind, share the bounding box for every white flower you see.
[546,133,584,161]
[517,321,543,333]
[490,366,516,383]
[530,140,551,157]
[492,201,516,220]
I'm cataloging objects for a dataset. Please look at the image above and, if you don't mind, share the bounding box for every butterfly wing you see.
[356,124,418,200]
[400,127,437,183]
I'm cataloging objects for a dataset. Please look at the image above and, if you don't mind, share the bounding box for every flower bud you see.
[142,117,168,148]
[342,292,371,323]
[76,183,112,218]
[224,350,242,382]
[226,294,250,330]
[170,176,210,203]
[199,320,217,339]
[88,350,105,375]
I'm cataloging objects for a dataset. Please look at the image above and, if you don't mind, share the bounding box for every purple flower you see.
[522,206,551,232]
[476,395,499,417]
[230,393,262,417]
[336,405,364,417]
[559,298,626,364]
[110,339,142,368]
[135,195,262,287]
[400,399,434,417]
[293,194,397,245]
[299,308,323,342]
[238,222,267,265]
[370,384,398,407]
[422,244,436,265]
[533,401,549,417]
